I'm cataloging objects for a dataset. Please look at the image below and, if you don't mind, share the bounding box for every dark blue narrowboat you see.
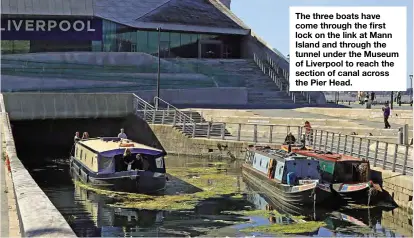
[242,146,332,206]
[70,137,167,193]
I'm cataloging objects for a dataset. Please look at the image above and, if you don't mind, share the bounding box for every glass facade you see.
[1,19,242,59]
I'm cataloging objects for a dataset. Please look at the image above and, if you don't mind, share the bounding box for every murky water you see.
[19,154,412,237]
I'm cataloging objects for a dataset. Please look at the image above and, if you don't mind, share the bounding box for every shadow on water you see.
[16,148,413,237]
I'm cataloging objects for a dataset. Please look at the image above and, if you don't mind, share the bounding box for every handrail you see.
[133,93,155,110]
[153,96,195,123]
[253,53,313,104]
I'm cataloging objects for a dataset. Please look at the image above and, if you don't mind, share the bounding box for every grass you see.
[241,221,326,234]
[74,166,243,211]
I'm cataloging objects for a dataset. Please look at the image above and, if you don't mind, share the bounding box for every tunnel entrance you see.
[12,114,163,158]
[10,114,163,236]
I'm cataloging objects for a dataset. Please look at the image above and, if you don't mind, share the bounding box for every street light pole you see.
[390,91,394,109]
[156,27,161,110]
[410,74,413,105]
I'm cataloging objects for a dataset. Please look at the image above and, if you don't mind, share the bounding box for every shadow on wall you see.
[11,114,164,157]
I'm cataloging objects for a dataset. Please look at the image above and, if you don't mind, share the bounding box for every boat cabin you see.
[73,137,166,175]
[250,148,321,185]
[292,150,370,184]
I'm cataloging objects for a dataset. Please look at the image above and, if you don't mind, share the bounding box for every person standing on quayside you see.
[382,102,391,129]
[370,92,375,105]
[397,91,402,106]
[118,128,127,139]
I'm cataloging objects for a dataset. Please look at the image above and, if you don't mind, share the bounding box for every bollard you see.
[398,131,403,145]
[403,124,409,145]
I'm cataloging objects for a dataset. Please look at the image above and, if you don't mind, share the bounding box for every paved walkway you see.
[250,109,413,131]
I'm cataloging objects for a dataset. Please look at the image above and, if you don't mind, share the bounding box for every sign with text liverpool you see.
[1,18,103,41]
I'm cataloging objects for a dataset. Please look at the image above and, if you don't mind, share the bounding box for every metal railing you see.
[253,53,312,104]
[310,129,413,175]
[135,108,413,175]
[132,94,412,175]
[133,94,198,137]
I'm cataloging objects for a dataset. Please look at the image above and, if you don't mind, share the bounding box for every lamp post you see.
[155,27,161,110]
[410,74,413,105]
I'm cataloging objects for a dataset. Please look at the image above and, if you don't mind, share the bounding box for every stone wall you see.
[371,166,413,213]
[0,94,76,237]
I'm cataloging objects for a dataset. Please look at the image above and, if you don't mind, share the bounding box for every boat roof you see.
[285,155,318,162]
[78,137,163,154]
[292,149,365,162]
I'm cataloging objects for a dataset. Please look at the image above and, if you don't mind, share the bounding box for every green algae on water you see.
[73,167,244,211]
[241,221,326,235]
[223,209,282,217]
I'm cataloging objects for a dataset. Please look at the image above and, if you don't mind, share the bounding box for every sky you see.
[231,0,414,87]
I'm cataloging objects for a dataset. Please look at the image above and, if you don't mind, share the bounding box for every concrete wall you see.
[3,93,135,120]
[135,87,248,106]
[0,94,77,237]
[150,124,257,159]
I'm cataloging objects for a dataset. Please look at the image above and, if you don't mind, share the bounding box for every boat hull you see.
[70,157,166,193]
[332,182,376,204]
[242,164,332,206]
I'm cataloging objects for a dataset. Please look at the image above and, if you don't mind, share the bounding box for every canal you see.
[16,144,412,237]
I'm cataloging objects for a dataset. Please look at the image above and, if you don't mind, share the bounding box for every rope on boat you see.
[367,186,373,206]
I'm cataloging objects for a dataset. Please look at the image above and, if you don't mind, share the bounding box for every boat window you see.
[84,153,87,161]
[80,150,83,160]
[91,156,94,166]
[266,162,268,169]
[293,162,296,166]
[260,160,262,166]
[278,166,283,175]
[155,157,164,169]
[75,147,78,157]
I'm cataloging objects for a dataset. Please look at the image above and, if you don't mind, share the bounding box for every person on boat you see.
[123,149,135,171]
[82,132,89,140]
[74,132,80,143]
[118,128,127,139]
[284,132,296,145]
[142,156,150,171]
[135,154,144,170]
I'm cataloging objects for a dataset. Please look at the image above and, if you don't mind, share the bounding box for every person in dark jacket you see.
[397,91,402,106]
[284,132,296,144]
[382,102,391,129]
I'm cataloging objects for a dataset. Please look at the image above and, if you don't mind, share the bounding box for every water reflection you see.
[20,154,413,237]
